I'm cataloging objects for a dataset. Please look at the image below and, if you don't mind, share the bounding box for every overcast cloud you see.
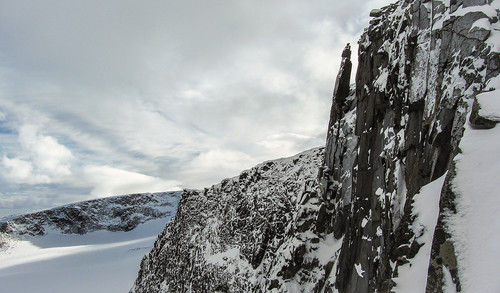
[0,0,394,217]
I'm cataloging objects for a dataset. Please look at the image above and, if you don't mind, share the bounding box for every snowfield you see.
[0,191,180,293]
[0,217,171,293]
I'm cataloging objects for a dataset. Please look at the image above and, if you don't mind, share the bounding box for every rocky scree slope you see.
[131,0,500,292]
[0,191,180,241]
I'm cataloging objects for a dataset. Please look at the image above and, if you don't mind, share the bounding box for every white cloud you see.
[181,89,208,101]
[1,156,32,179]
[0,125,74,185]
[250,63,299,95]
[257,133,314,157]
[0,194,51,209]
[18,125,74,177]
[1,156,50,184]
[189,149,254,171]
[83,165,181,198]
[181,149,256,188]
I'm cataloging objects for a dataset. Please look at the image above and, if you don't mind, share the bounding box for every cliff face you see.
[319,0,499,292]
[131,148,325,292]
[131,0,500,292]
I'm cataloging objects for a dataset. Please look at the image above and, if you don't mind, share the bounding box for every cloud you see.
[1,156,48,184]
[83,165,181,197]
[0,125,73,184]
[18,125,74,177]
[257,133,316,157]
[0,0,396,216]
[0,194,51,210]
[181,149,256,188]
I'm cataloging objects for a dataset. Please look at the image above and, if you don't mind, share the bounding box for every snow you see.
[451,3,499,19]
[391,163,407,229]
[375,187,385,203]
[445,110,500,292]
[355,263,365,278]
[375,69,389,90]
[443,266,458,293]
[393,173,447,293]
[0,217,172,293]
[315,233,342,265]
[361,217,369,228]
[437,9,500,290]
[471,17,490,31]
[206,247,240,265]
[477,75,500,121]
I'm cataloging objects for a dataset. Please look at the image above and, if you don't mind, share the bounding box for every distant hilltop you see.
[0,191,180,238]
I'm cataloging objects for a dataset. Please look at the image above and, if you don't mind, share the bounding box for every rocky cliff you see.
[131,148,325,292]
[131,0,500,292]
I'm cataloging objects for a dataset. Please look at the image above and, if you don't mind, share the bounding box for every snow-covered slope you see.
[130,1,500,292]
[0,191,180,293]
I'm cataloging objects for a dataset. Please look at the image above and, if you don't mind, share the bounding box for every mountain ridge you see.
[0,191,180,238]
[131,0,500,292]
[2,0,499,292]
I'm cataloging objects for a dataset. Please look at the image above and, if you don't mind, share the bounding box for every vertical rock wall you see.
[318,0,499,292]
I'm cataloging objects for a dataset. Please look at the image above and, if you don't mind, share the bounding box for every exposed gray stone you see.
[426,163,462,292]
[463,0,489,8]
[130,149,324,293]
[370,9,383,17]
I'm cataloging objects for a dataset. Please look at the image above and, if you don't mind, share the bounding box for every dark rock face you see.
[0,191,180,237]
[131,1,500,292]
[318,1,499,292]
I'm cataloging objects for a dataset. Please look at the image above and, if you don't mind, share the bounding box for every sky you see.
[0,0,394,217]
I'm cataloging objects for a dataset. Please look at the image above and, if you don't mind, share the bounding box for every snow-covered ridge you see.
[0,191,181,238]
[130,147,324,292]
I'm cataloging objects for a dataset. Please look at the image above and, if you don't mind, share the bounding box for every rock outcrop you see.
[131,148,325,292]
[131,0,500,292]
